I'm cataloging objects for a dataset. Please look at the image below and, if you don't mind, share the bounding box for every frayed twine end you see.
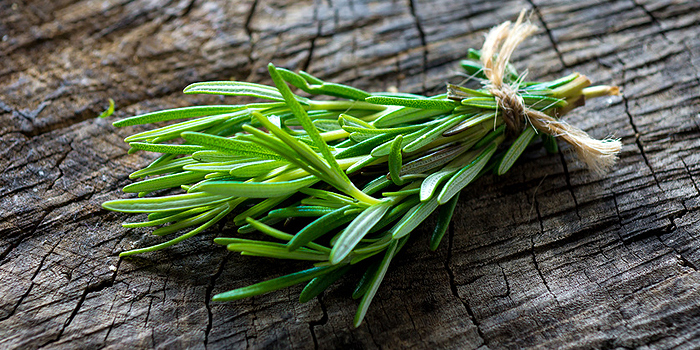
[480,9,621,174]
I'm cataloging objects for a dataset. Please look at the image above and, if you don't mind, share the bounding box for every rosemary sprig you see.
[103,22,619,327]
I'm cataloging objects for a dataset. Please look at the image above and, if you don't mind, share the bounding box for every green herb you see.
[102,14,621,327]
[98,98,115,118]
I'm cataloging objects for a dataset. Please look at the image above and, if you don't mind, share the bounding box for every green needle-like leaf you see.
[129,142,205,154]
[122,206,210,228]
[391,196,439,239]
[460,97,498,109]
[120,203,232,257]
[152,201,241,236]
[227,242,329,261]
[370,196,421,233]
[233,195,291,225]
[443,112,494,137]
[373,107,448,128]
[229,160,288,177]
[277,68,371,101]
[388,135,404,185]
[521,94,566,110]
[362,176,392,195]
[365,96,455,110]
[182,131,283,160]
[498,127,537,175]
[339,113,374,129]
[114,105,250,127]
[268,64,349,183]
[299,188,356,204]
[370,126,428,157]
[103,192,231,213]
[98,98,115,118]
[402,113,469,153]
[542,134,559,154]
[238,216,285,234]
[194,176,317,198]
[239,218,330,253]
[346,155,380,174]
[287,205,357,251]
[419,150,479,201]
[354,239,398,327]
[130,157,197,179]
[268,206,335,218]
[184,81,292,102]
[299,265,352,303]
[430,193,460,251]
[352,260,380,299]
[122,171,205,194]
[124,113,234,143]
[251,112,334,179]
[182,159,253,173]
[336,133,396,159]
[212,266,337,302]
[329,201,392,264]
[438,143,497,205]
[313,119,342,132]
[400,143,468,177]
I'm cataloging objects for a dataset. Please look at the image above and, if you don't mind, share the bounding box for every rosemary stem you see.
[268,156,368,182]
[321,129,350,142]
[551,75,592,99]
[346,185,384,206]
[582,85,621,99]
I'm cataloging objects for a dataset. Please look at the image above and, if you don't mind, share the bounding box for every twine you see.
[479,11,621,174]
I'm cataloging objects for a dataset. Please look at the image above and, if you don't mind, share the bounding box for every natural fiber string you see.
[480,11,622,174]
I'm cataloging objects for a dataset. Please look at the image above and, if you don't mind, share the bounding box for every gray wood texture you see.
[2,0,700,348]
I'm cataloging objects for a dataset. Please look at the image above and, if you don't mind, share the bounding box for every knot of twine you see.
[477,11,622,174]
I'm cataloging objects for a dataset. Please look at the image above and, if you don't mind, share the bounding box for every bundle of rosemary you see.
[103,13,621,326]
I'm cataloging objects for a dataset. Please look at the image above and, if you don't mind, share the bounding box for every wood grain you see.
[2,0,700,348]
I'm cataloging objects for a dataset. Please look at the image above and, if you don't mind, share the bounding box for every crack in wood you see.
[616,55,663,190]
[302,1,322,72]
[557,150,582,219]
[204,252,230,349]
[444,220,486,346]
[38,255,120,348]
[308,295,328,350]
[4,1,700,348]
[526,0,568,68]
[408,0,429,95]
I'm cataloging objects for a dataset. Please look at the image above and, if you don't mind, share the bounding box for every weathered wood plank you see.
[2,0,700,349]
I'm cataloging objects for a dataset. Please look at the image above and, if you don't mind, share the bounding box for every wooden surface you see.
[2,0,700,349]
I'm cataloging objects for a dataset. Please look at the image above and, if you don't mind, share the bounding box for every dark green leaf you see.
[438,143,497,204]
[353,239,398,327]
[287,205,356,251]
[497,127,536,175]
[299,265,352,303]
[212,266,337,301]
[430,193,459,251]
